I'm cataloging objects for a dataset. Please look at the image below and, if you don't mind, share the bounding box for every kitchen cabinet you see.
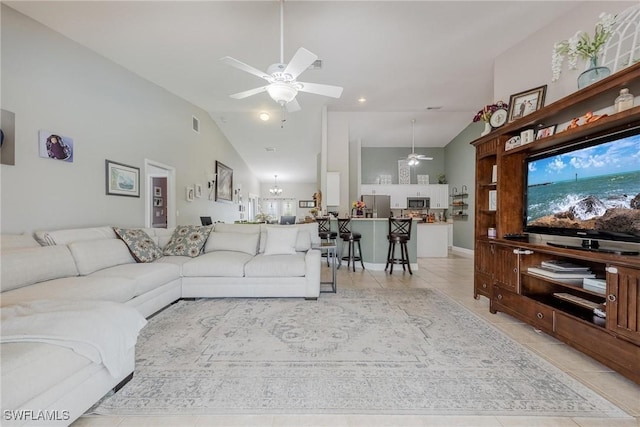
[427,184,449,208]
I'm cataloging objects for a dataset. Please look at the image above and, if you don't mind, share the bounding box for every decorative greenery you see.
[352,200,366,210]
[254,211,273,223]
[472,101,508,123]
[552,12,616,82]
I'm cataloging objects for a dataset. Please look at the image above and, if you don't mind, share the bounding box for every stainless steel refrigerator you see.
[361,195,391,218]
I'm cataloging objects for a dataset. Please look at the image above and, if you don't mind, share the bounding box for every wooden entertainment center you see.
[472,63,640,384]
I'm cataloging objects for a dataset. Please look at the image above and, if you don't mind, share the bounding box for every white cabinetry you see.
[389,185,407,209]
[427,184,449,209]
[361,184,391,196]
[405,185,430,198]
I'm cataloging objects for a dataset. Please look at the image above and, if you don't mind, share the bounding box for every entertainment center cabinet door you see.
[606,265,640,346]
[493,244,519,293]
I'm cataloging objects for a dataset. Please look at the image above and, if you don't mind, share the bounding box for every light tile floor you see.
[73,252,640,427]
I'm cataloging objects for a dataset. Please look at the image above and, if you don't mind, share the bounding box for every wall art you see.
[39,130,73,162]
[1,109,15,165]
[215,161,233,202]
[105,159,140,197]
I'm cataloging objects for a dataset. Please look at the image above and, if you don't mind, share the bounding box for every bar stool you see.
[385,218,413,274]
[317,217,337,266]
[337,218,364,272]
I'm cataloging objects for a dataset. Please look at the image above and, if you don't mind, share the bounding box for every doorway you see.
[145,159,176,229]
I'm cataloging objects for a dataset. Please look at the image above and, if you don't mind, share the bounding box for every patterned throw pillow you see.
[113,227,163,263]
[163,225,212,257]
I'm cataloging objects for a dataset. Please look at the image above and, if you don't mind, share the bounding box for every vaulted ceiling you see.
[8,1,581,184]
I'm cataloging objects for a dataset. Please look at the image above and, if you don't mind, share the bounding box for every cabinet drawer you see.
[493,287,553,332]
[555,311,640,383]
[475,272,492,298]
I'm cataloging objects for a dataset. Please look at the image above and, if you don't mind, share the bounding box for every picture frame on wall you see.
[154,186,162,197]
[507,85,547,122]
[186,186,195,202]
[215,161,233,203]
[299,200,316,208]
[195,184,202,198]
[153,198,163,207]
[105,159,140,197]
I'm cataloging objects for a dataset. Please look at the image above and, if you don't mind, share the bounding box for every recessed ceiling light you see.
[358,97,367,103]
[259,112,270,121]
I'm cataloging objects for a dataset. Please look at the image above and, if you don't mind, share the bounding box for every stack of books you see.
[527,260,596,284]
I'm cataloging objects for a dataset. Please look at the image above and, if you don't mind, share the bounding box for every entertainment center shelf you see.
[471,63,640,384]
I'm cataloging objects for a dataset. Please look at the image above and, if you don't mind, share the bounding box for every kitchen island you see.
[330,218,416,270]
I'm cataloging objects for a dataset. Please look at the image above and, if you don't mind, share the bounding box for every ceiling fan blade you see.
[297,82,343,98]
[285,98,301,113]
[220,56,271,80]
[229,86,268,99]
[417,155,433,160]
[283,47,317,79]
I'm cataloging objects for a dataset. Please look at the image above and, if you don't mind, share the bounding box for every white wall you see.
[326,112,350,215]
[494,1,636,104]
[0,5,259,234]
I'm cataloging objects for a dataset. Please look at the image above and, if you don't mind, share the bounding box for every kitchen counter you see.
[416,222,450,257]
[330,218,417,270]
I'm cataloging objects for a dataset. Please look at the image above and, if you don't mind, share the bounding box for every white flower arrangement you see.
[551,12,616,82]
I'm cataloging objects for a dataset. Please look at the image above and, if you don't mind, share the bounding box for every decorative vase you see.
[577,56,611,89]
[480,121,491,136]
[356,209,363,216]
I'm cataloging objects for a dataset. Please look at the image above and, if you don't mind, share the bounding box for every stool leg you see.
[403,242,412,274]
[401,241,407,272]
[385,239,392,271]
[350,241,356,272]
[357,240,365,270]
[389,241,395,274]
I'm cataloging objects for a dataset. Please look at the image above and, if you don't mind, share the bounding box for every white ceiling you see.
[7,1,580,184]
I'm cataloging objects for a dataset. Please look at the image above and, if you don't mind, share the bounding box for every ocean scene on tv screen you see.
[526,133,640,236]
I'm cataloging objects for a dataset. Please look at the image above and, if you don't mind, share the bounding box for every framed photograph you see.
[186,186,195,202]
[105,159,140,197]
[39,130,74,162]
[195,184,202,198]
[488,190,497,211]
[536,124,557,140]
[153,198,163,207]
[215,161,233,202]
[507,85,547,122]
[154,186,162,197]
[299,200,316,208]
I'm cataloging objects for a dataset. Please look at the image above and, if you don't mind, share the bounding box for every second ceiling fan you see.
[405,119,433,166]
[220,0,343,112]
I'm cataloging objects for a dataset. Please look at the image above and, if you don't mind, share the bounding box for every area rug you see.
[93,288,628,417]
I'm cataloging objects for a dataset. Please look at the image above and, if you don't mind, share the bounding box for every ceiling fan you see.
[220,0,343,113]
[404,119,433,166]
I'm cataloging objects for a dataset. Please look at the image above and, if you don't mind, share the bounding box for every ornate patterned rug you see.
[93,288,628,417]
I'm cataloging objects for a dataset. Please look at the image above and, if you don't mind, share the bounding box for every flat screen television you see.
[523,126,640,246]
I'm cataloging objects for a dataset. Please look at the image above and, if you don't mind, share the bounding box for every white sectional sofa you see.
[0,222,321,426]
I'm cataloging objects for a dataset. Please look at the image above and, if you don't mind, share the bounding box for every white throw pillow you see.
[263,226,298,256]
[204,231,259,255]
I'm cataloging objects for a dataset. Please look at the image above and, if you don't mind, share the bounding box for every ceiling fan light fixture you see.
[259,112,270,121]
[266,82,298,105]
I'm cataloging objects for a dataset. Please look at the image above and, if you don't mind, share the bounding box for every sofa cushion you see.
[0,234,41,251]
[263,226,298,255]
[91,263,180,297]
[244,253,306,277]
[182,251,253,277]
[204,231,259,255]
[0,276,137,307]
[213,223,260,234]
[259,224,314,253]
[113,227,163,263]
[163,225,212,257]
[34,226,116,246]
[0,246,79,292]
[68,239,135,275]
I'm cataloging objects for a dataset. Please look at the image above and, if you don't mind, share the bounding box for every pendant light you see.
[269,174,283,195]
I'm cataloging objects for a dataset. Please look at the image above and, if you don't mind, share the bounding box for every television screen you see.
[524,127,640,243]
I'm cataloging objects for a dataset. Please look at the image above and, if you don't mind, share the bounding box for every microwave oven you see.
[407,197,429,209]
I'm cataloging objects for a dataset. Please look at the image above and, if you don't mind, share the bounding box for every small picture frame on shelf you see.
[488,190,497,211]
[536,124,556,140]
[507,85,547,122]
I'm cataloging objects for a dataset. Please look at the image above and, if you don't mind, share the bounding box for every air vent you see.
[192,116,200,133]
[309,59,322,70]
[265,147,276,152]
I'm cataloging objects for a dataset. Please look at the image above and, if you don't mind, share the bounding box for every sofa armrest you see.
[304,249,321,298]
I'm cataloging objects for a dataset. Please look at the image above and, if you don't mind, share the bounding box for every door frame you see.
[144,159,176,228]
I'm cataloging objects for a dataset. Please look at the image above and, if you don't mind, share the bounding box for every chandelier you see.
[269,174,283,195]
